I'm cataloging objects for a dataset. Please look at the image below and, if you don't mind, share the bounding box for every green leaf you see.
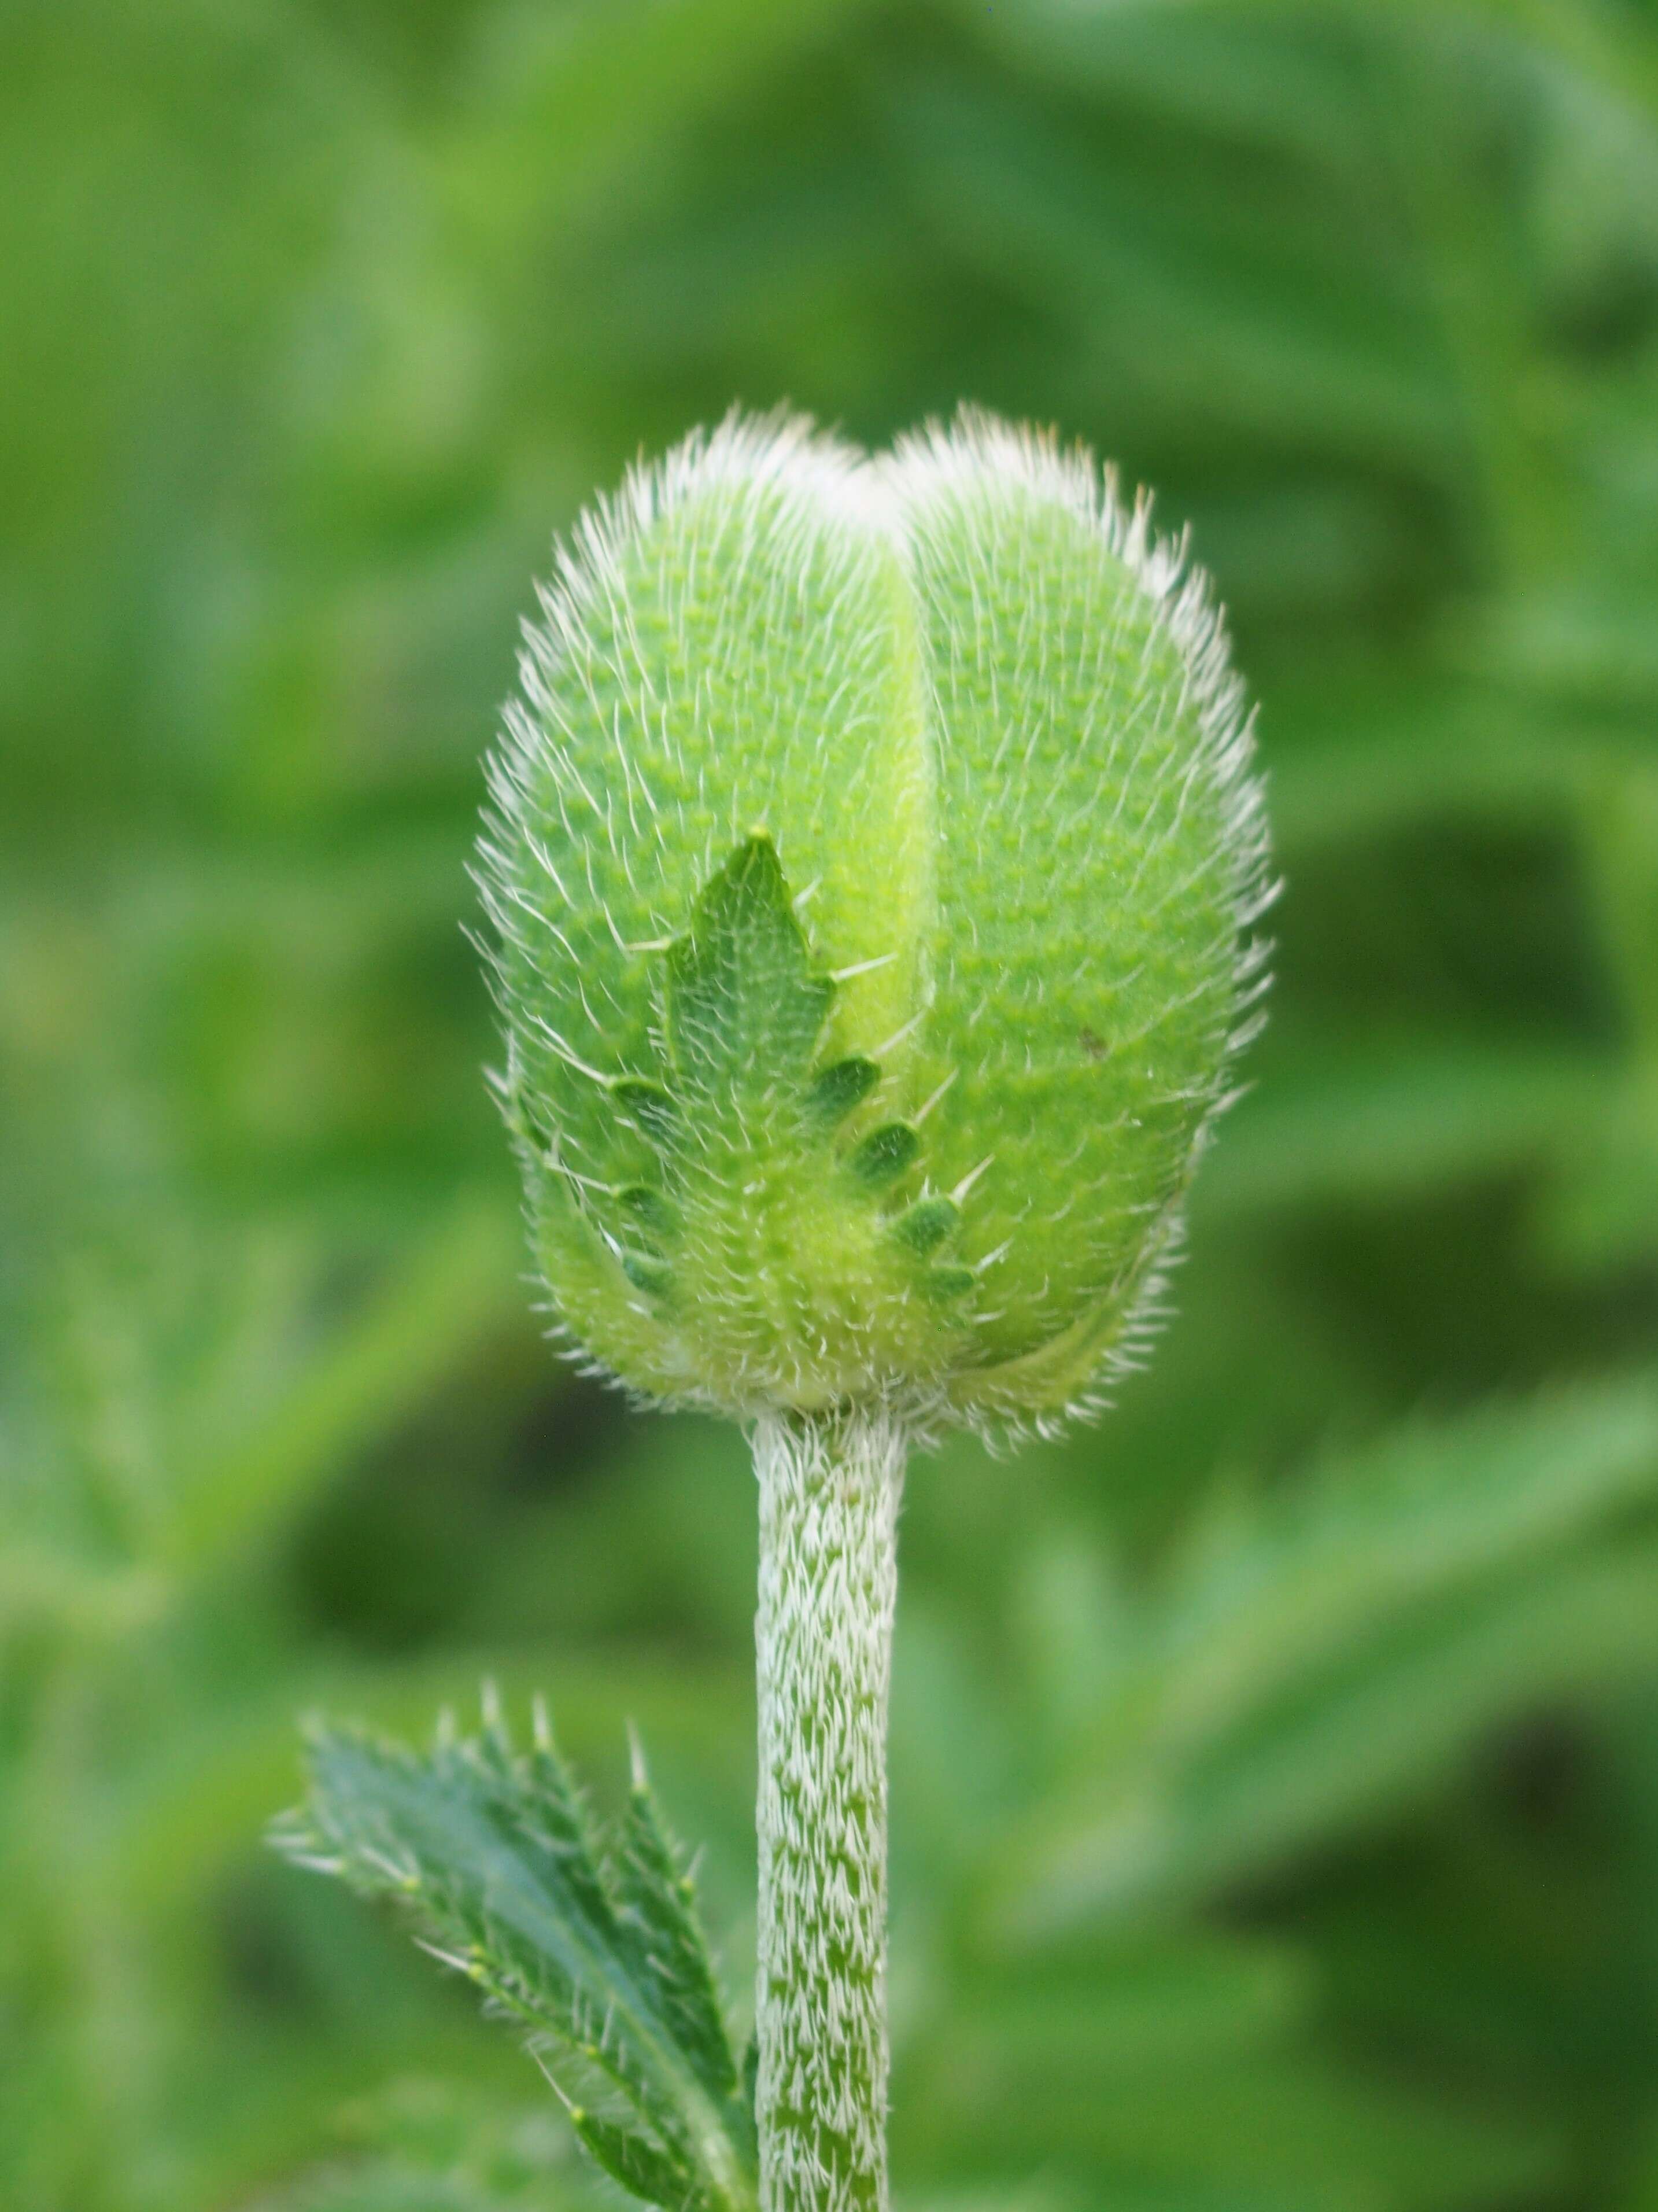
[664,834,834,1116]
[272,1706,756,2212]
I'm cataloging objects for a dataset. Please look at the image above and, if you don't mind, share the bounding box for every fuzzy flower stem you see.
[753,1404,905,2212]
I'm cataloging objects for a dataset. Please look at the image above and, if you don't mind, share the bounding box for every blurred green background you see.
[5,1,1658,2208]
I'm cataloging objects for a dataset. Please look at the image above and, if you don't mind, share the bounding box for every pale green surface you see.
[893,442,1262,1387]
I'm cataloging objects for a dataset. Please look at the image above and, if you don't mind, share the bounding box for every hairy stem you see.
[754,1405,905,2212]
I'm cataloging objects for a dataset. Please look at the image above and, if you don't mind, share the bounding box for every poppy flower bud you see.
[478,409,1271,1434]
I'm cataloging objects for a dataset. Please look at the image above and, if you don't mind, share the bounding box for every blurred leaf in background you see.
[3,1,1657,2209]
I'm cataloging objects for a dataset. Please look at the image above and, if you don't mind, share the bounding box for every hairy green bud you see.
[478,410,1271,1433]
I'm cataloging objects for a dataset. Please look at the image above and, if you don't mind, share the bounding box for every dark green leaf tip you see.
[891,1195,959,1256]
[848,1122,921,1189]
[924,1264,976,1302]
[722,831,788,907]
[804,1055,880,1129]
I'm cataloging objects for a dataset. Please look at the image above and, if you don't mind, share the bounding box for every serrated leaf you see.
[614,1767,747,2118]
[273,1713,756,2212]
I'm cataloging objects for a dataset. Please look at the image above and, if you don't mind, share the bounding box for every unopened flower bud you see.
[478,410,1271,1432]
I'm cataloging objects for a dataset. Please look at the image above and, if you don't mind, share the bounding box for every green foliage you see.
[991,1378,1658,1931]
[242,2082,597,2212]
[883,1377,1658,2202]
[275,1710,755,2211]
[6,0,1658,2209]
